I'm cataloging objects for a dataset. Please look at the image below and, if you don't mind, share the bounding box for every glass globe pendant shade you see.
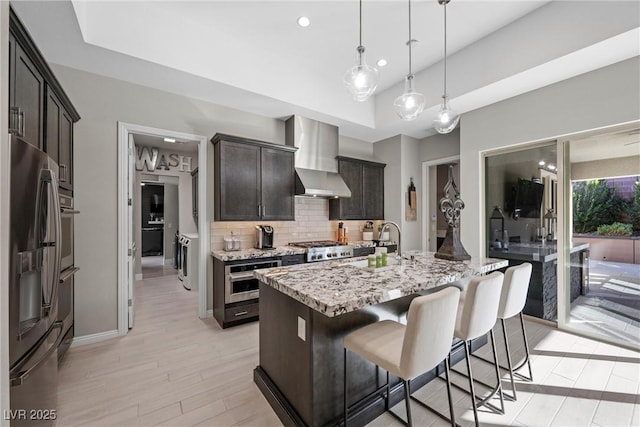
[434,96,460,134]
[393,74,425,121]
[344,47,379,102]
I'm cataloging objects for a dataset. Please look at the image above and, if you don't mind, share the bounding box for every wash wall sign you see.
[135,146,193,173]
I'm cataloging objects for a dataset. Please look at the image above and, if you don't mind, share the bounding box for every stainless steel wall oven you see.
[224,260,280,304]
[57,194,78,362]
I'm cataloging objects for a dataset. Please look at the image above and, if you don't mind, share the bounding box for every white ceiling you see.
[571,128,640,163]
[10,0,640,142]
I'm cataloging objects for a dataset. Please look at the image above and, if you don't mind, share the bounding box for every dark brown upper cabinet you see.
[9,7,80,195]
[212,134,297,221]
[329,156,385,220]
[9,33,44,150]
[45,87,74,192]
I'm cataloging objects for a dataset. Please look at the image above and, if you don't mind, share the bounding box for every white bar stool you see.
[343,287,461,426]
[474,262,534,401]
[452,271,505,427]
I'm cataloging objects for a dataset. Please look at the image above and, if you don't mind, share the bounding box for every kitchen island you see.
[489,242,590,321]
[253,252,507,427]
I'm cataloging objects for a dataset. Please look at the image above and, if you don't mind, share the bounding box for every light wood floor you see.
[57,274,640,427]
[57,273,281,426]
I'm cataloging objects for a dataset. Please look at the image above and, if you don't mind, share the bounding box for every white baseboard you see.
[135,273,143,281]
[70,330,119,348]
[206,309,213,318]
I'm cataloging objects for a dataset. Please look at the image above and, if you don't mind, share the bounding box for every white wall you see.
[50,64,373,336]
[400,136,422,251]
[419,129,460,162]
[54,64,282,336]
[374,135,402,242]
[460,57,640,257]
[339,135,375,160]
[372,135,424,252]
[0,1,10,422]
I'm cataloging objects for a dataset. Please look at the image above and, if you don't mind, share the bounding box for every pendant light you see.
[394,0,425,121]
[434,0,459,134]
[344,0,379,102]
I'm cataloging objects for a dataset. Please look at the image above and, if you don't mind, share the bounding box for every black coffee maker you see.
[255,225,274,249]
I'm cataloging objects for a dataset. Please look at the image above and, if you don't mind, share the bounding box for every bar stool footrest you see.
[410,396,462,427]
[447,371,505,414]
[471,353,533,382]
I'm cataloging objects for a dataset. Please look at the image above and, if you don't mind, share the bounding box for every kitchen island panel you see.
[255,252,505,426]
[257,282,475,427]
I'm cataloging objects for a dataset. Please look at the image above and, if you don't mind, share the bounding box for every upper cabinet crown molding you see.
[211,133,297,153]
[10,7,80,122]
[9,6,79,195]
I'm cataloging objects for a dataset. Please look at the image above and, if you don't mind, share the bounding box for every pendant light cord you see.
[408,0,413,75]
[443,0,448,97]
[359,0,363,47]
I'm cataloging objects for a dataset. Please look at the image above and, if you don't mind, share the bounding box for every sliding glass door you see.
[558,128,640,349]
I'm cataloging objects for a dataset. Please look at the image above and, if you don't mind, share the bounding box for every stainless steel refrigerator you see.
[9,136,63,426]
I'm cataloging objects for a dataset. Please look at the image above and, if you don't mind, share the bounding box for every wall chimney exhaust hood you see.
[285,116,351,198]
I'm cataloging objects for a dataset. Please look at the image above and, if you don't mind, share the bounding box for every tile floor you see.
[56,273,639,427]
[570,260,640,347]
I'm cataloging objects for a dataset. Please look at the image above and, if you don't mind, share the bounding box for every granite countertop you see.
[255,251,508,317]
[211,246,306,261]
[211,241,390,261]
[489,242,590,263]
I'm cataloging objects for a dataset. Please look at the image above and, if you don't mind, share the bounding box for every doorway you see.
[117,122,208,336]
[562,127,640,349]
[139,178,179,279]
[421,156,460,251]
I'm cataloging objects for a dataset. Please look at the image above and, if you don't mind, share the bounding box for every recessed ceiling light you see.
[163,137,176,143]
[376,59,387,67]
[140,182,146,186]
[548,164,556,170]
[539,160,546,166]
[297,16,310,27]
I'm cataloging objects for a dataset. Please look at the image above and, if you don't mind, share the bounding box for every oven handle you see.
[61,208,80,215]
[228,271,256,281]
[59,267,80,284]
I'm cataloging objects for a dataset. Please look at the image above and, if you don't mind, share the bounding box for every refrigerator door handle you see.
[40,168,62,316]
[10,321,63,387]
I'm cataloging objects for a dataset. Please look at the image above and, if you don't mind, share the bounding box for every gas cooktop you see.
[289,241,354,262]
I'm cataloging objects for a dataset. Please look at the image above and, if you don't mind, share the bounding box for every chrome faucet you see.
[380,221,401,259]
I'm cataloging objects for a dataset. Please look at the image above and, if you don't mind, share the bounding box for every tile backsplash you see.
[210,197,380,250]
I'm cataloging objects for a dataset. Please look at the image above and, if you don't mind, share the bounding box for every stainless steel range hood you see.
[285,116,351,198]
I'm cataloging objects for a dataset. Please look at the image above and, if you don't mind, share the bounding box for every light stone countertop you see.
[489,242,590,263]
[211,241,385,262]
[211,246,306,262]
[255,251,508,317]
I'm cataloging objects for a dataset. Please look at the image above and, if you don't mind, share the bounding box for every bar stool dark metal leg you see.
[489,329,505,414]
[385,371,390,411]
[463,341,480,427]
[343,348,348,427]
[517,312,534,382]
[444,357,456,427]
[501,318,517,400]
[404,380,413,426]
